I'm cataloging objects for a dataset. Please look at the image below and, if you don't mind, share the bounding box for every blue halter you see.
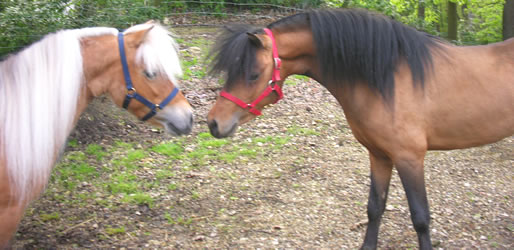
[117,32,179,121]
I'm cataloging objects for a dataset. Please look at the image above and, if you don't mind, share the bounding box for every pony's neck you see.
[271,25,361,115]
[272,26,323,84]
[78,34,122,119]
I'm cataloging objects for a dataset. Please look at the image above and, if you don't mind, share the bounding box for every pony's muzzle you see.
[156,105,193,136]
[207,119,237,138]
[165,112,193,136]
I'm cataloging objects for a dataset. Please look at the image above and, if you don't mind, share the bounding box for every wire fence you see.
[1,0,504,55]
[0,0,314,56]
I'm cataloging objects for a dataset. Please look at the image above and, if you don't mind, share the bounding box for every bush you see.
[1,0,502,57]
[0,0,73,56]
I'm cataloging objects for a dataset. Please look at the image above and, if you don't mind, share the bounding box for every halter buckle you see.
[128,87,136,95]
[274,58,281,69]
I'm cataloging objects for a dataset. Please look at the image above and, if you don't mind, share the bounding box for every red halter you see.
[219,28,283,116]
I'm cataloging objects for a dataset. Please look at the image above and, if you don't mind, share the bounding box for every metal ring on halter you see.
[274,58,281,69]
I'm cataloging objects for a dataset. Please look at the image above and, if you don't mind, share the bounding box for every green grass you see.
[57,162,98,188]
[287,125,320,136]
[199,138,228,148]
[187,148,217,159]
[239,148,257,157]
[40,212,60,222]
[191,191,200,200]
[105,226,126,235]
[218,152,238,162]
[107,173,139,194]
[293,74,310,81]
[151,142,184,158]
[284,79,297,86]
[284,75,310,86]
[66,151,87,162]
[122,193,154,207]
[86,143,107,160]
[168,183,178,191]
[67,139,78,148]
[164,213,193,225]
[156,169,175,180]
[126,149,147,162]
[181,58,207,80]
[114,141,134,150]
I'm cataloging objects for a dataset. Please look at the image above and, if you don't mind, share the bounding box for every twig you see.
[61,218,94,234]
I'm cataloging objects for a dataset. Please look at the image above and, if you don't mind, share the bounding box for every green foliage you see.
[0,0,73,56]
[0,0,504,57]
[459,0,505,44]
[0,0,323,57]
[323,0,505,44]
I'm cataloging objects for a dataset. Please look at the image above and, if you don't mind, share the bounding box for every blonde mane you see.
[125,23,183,86]
[0,23,182,203]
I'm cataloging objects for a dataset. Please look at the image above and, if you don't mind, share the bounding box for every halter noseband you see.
[117,32,179,121]
[219,28,283,116]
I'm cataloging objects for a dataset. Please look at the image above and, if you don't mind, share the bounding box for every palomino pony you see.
[206,9,514,249]
[0,21,193,247]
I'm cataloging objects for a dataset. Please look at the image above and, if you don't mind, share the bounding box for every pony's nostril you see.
[208,120,217,130]
[208,120,220,138]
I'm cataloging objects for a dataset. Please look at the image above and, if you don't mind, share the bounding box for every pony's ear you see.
[247,32,263,47]
[145,20,156,25]
[127,25,154,47]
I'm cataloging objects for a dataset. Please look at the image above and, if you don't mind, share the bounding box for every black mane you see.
[208,24,264,90]
[307,9,441,99]
[209,9,442,100]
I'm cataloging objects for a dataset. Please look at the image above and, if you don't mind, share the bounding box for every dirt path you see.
[13,27,513,249]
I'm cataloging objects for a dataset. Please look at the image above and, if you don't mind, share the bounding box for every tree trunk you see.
[447,1,458,41]
[504,0,514,40]
[418,0,425,20]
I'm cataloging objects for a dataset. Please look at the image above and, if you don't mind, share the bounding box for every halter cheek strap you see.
[219,28,283,116]
[117,32,179,121]
[263,28,282,82]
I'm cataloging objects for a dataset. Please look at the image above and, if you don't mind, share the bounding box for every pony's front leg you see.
[0,183,27,250]
[0,169,26,249]
[361,152,393,250]
[0,203,25,249]
[396,158,432,250]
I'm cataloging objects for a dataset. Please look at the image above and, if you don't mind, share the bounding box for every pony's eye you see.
[144,70,157,80]
[249,73,260,81]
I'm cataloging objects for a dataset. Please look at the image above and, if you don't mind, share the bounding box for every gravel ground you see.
[12,26,513,249]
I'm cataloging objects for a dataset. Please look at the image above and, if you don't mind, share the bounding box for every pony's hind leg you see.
[361,152,393,250]
[395,157,432,250]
